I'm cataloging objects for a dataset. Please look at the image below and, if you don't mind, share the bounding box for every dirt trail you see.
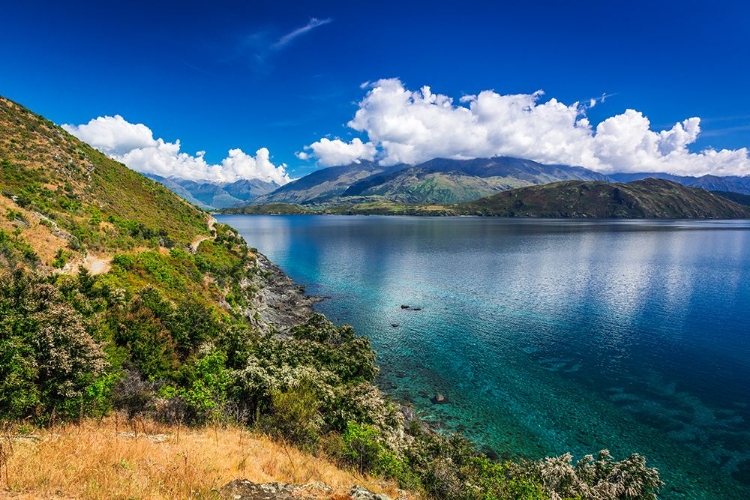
[85,255,111,275]
[64,216,216,275]
[190,216,217,253]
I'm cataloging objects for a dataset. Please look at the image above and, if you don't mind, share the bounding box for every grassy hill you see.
[458,178,750,218]
[0,96,209,268]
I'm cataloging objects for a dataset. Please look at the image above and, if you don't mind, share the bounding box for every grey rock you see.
[349,485,393,499]
[218,480,299,499]
[432,392,448,404]
[218,480,394,500]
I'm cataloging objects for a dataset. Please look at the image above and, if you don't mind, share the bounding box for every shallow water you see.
[219,215,750,499]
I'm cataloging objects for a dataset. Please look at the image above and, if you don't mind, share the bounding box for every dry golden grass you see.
[0,418,415,500]
[0,196,67,265]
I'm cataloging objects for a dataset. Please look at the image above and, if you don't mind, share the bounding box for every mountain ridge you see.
[609,172,750,195]
[256,156,610,206]
[459,178,750,218]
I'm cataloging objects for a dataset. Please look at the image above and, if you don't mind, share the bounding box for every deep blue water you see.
[218,215,750,499]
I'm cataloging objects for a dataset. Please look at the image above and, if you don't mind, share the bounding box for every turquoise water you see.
[219,215,750,499]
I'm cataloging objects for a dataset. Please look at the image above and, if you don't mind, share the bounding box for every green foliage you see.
[52,248,70,268]
[168,297,222,359]
[290,313,379,382]
[111,253,134,270]
[0,229,38,266]
[261,379,322,448]
[0,268,108,422]
[110,287,184,381]
[177,347,230,424]
[340,421,420,489]
[467,457,547,500]
[342,421,384,473]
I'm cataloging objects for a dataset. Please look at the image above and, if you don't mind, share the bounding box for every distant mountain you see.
[146,175,280,209]
[341,157,609,204]
[255,161,405,205]
[459,178,750,218]
[609,172,750,195]
[257,157,608,206]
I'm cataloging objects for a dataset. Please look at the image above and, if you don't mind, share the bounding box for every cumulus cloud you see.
[297,137,376,167]
[301,78,750,176]
[63,117,291,185]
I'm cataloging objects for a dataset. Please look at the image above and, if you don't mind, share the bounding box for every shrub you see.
[178,347,230,424]
[0,268,108,422]
[261,379,322,448]
[528,450,664,500]
[52,248,69,268]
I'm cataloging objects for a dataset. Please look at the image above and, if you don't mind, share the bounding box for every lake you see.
[218,215,750,499]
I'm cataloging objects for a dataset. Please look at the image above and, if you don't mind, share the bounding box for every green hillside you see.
[459,178,750,218]
[0,96,208,267]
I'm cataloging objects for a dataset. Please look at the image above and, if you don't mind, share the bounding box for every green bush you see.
[0,268,108,422]
[178,347,230,424]
[261,379,322,448]
[52,248,69,268]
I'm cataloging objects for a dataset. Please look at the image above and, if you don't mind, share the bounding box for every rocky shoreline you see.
[245,252,323,335]
[246,250,442,436]
[233,256,408,499]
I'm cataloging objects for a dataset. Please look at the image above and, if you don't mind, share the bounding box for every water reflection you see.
[219,215,750,498]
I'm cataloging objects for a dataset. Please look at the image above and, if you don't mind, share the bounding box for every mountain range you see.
[608,172,750,195]
[145,174,280,209]
[154,157,750,210]
[252,156,609,206]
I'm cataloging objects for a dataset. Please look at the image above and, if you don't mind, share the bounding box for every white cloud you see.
[301,78,750,176]
[297,137,376,167]
[63,117,291,185]
[62,115,156,156]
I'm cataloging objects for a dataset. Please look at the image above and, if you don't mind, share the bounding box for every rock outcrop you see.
[243,253,322,335]
[218,480,399,500]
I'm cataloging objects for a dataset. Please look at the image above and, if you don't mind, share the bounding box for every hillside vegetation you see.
[459,178,750,218]
[0,97,208,266]
[0,95,664,500]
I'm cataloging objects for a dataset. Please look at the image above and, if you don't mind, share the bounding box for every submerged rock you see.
[432,392,448,404]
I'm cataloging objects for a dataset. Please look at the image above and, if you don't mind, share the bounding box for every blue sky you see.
[3,0,750,182]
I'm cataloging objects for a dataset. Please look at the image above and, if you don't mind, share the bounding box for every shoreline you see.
[246,252,323,335]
